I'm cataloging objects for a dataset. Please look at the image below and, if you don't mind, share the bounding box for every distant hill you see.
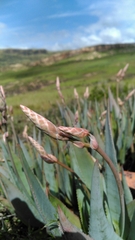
[0,43,135,115]
[0,48,50,68]
[1,48,48,54]
[0,43,135,69]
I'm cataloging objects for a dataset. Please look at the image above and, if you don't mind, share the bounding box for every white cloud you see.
[53,0,135,50]
[0,0,135,50]
[99,28,122,43]
[43,0,135,50]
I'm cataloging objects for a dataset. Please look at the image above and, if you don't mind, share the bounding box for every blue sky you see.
[0,0,135,50]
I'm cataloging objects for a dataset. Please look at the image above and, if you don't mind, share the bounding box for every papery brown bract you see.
[89,134,99,150]
[27,136,58,164]
[20,105,68,140]
[0,86,6,112]
[125,89,135,101]
[58,126,89,138]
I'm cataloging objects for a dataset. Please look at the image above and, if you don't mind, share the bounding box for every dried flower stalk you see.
[27,135,58,164]
[56,77,65,104]
[84,87,89,99]
[20,105,69,141]
[74,88,79,100]
[125,89,135,101]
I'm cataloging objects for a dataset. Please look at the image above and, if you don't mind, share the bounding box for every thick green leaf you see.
[65,106,76,125]
[1,142,33,198]
[20,139,43,184]
[127,210,135,240]
[75,179,90,233]
[58,207,93,240]
[0,166,11,179]
[104,106,122,234]
[0,141,16,185]
[10,149,31,195]
[127,200,135,221]
[43,136,58,194]
[117,114,133,164]
[122,204,130,240]
[105,106,118,168]
[19,140,35,169]
[69,143,94,190]
[57,151,73,204]
[59,105,75,126]
[94,100,101,131]
[0,142,47,219]
[16,144,61,237]
[92,124,104,164]
[82,99,88,129]
[57,103,67,126]
[32,130,45,183]
[0,173,44,227]
[108,89,121,119]
[49,193,81,229]
[89,162,122,240]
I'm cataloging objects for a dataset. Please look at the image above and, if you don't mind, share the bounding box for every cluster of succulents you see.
[0,65,135,239]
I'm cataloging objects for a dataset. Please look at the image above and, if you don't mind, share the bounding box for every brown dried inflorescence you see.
[84,87,89,99]
[27,135,58,164]
[20,105,69,141]
[89,134,99,150]
[58,126,89,138]
[74,88,79,100]
[125,89,135,101]
[20,105,90,149]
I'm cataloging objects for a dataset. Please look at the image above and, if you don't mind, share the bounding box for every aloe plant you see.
[0,70,135,240]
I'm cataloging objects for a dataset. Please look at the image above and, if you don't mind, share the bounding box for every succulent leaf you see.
[0,173,44,227]
[16,144,61,237]
[127,210,135,240]
[104,106,122,235]
[89,161,123,240]
[108,88,121,119]
[69,143,94,190]
[49,194,81,229]
[58,207,93,240]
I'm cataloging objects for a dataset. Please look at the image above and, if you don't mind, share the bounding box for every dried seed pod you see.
[125,89,135,101]
[20,105,68,140]
[84,87,89,99]
[56,76,60,92]
[116,69,123,79]
[74,88,79,100]
[0,86,6,112]
[27,136,58,164]
[99,110,107,120]
[3,132,8,142]
[89,134,99,150]
[56,77,65,104]
[74,110,79,125]
[23,125,28,139]
[117,97,124,106]
[123,63,129,74]
[58,126,89,138]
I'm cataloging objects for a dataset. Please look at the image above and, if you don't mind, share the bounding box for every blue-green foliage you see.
[0,88,135,239]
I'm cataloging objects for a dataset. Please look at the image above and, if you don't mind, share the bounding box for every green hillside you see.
[0,44,135,116]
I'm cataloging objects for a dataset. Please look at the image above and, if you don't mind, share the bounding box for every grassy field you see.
[0,44,135,240]
[0,45,135,117]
